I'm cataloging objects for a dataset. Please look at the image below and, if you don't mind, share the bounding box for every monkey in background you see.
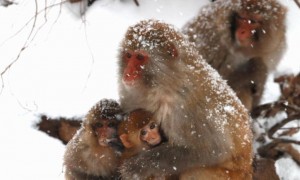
[63,99,123,180]
[118,19,252,179]
[183,0,287,111]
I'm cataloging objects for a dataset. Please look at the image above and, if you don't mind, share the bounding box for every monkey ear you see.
[119,134,133,148]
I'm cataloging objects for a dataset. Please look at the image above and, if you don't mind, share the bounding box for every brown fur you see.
[183,0,287,111]
[118,109,175,180]
[63,99,122,180]
[35,115,81,145]
[118,20,253,179]
[253,158,279,180]
[118,109,157,162]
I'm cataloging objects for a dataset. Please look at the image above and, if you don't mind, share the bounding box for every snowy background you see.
[0,0,299,179]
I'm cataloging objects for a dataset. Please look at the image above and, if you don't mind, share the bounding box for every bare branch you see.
[294,0,300,9]
[268,113,300,139]
[0,1,66,48]
[0,0,67,94]
[252,100,300,118]
[133,0,139,6]
[0,0,14,7]
[258,139,300,161]
[276,143,300,165]
[0,0,39,93]
[80,14,95,92]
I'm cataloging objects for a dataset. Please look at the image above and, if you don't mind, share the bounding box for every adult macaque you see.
[63,99,123,180]
[118,19,253,179]
[182,0,287,111]
[118,109,162,160]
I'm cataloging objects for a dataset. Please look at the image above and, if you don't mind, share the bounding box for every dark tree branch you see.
[268,113,300,139]
[294,0,300,9]
[133,0,139,6]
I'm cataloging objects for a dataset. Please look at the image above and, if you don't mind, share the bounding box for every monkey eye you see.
[140,129,147,136]
[95,122,103,128]
[136,53,145,61]
[149,122,156,129]
[108,122,116,128]
[248,19,258,24]
[125,52,132,59]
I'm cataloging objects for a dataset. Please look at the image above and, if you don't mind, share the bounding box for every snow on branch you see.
[253,73,300,166]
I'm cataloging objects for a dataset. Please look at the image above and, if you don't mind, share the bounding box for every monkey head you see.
[228,0,286,57]
[118,19,188,88]
[118,109,162,149]
[83,99,123,147]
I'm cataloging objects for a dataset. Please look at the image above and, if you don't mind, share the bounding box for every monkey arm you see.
[119,143,222,179]
[227,58,268,111]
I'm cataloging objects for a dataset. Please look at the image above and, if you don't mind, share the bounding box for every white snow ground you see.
[0,0,299,179]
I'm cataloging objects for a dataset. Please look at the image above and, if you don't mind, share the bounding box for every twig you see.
[133,0,139,6]
[0,1,65,48]
[268,113,300,139]
[81,15,95,93]
[252,100,300,118]
[1,0,39,93]
[0,0,14,7]
[49,0,63,33]
[294,0,300,9]
[0,0,67,94]
[258,139,300,160]
[276,143,300,165]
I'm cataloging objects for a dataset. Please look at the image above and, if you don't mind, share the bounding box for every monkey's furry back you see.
[118,19,252,167]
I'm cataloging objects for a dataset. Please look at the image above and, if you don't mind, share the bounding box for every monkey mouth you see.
[98,139,109,147]
[237,39,254,48]
[106,138,118,143]
[122,74,140,86]
[148,139,161,146]
[99,138,118,147]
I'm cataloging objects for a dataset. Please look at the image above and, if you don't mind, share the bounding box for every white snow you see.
[0,0,299,179]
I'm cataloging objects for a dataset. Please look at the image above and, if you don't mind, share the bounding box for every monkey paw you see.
[119,155,159,180]
[119,159,143,180]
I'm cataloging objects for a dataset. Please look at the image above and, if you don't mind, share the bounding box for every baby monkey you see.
[118,109,162,160]
[118,109,178,179]
[64,99,123,180]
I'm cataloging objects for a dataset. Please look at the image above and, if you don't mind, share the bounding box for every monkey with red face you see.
[63,99,123,180]
[183,0,287,111]
[118,19,253,180]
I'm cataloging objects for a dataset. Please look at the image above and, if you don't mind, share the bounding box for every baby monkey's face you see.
[140,121,162,146]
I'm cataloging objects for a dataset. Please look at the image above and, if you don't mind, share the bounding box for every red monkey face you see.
[120,20,180,88]
[122,50,149,85]
[234,12,261,48]
[140,121,161,146]
[231,0,286,56]
[93,119,118,147]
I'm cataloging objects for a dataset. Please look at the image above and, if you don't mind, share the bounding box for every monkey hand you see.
[108,139,124,152]
[119,144,189,179]
[119,151,158,180]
